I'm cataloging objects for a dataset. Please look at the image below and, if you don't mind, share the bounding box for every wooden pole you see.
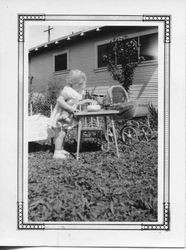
[44,26,54,43]
[30,104,33,116]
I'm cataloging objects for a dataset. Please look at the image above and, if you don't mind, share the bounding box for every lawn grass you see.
[28,137,158,222]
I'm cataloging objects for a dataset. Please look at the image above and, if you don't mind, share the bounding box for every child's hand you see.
[69,106,78,114]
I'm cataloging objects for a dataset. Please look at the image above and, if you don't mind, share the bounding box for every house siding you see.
[30,27,158,90]
[130,61,158,116]
[29,42,117,92]
[29,27,158,116]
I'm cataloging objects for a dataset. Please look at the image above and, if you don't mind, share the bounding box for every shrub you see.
[45,79,62,107]
[148,103,158,130]
[28,91,52,117]
[28,79,65,116]
[103,37,143,92]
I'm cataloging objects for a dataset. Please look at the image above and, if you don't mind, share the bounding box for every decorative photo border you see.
[17,14,170,231]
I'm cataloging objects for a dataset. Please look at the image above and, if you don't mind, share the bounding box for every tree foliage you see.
[103,37,142,92]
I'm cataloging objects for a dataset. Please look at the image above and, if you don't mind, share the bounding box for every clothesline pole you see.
[30,104,33,116]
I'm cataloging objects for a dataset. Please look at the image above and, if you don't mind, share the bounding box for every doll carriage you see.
[103,85,153,145]
[102,85,137,145]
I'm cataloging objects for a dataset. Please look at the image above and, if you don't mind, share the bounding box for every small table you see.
[74,109,120,160]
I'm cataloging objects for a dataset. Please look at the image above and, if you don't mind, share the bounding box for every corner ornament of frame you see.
[141,202,170,231]
[143,15,171,43]
[18,14,45,42]
[17,202,45,230]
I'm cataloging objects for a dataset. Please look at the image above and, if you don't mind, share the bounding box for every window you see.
[97,43,112,68]
[96,32,158,69]
[54,51,68,72]
[96,38,138,69]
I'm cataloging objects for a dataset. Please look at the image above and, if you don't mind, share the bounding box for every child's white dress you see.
[48,86,83,133]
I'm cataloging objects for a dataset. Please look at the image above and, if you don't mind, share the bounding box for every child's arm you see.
[57,96,76,114]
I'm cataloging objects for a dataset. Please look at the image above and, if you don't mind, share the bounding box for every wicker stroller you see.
[104,85,153,145]
[103,85,138,145]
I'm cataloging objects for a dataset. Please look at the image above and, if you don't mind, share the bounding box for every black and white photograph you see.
[27,24,159,223]
[0,0,185,248]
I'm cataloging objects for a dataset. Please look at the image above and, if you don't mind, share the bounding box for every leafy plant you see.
[28,79,63,117]
[45,79,62,106]
[148,103,158,130]
[29,92,52,117]
[103,37,143,92]
[28,138,158,222]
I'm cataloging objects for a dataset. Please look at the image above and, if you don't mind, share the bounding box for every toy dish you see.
[87,104,101,112]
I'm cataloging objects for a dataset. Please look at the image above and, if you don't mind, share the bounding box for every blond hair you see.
[67,69,87,88]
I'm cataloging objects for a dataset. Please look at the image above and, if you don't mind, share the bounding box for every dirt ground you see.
[28,137,158,222]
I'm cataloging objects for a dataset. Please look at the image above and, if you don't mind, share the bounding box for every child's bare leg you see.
[53,129,67,159]
[55,129,66,150]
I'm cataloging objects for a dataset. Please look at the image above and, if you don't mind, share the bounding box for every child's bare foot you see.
[53,150,67,159]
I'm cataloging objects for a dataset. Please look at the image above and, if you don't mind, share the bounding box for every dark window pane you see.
[55,53,67,71]
[97,44,109,68]
[97,38,138,68]
[140,33,158,61]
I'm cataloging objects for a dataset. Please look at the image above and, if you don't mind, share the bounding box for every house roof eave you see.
[29,26,103,54]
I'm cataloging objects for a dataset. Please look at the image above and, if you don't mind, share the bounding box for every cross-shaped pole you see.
[44,25,54,43]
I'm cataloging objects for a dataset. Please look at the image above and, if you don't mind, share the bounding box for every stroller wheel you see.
[121,126,137,145]
[126,120,139,128]
[139,125,153,141]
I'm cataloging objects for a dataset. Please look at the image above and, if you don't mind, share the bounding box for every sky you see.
[28,25,93,49]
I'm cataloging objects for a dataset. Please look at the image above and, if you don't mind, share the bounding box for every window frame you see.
[94,28,158,71]
[53,49,69,74]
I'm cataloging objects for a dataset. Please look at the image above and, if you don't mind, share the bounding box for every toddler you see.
[48,69,87,159]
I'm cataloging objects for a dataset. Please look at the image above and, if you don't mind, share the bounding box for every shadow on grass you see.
[29,140,101,154]
[65,140,101,153]
[28,142,53,153]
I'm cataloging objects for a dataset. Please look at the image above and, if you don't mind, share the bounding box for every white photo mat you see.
[0,0,185,247]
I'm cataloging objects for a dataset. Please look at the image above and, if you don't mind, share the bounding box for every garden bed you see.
[28,138,158,222]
